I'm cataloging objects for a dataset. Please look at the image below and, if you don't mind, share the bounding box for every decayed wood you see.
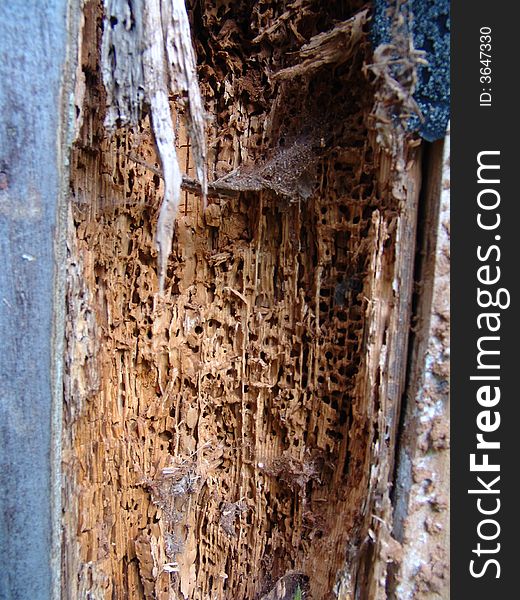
[121,151,238,198]
[390,134,450,600]
[63,1,447,598]
[272,10,368,82]
[259,572,308,600]
[141,0,185,293]
[102,0,207,291]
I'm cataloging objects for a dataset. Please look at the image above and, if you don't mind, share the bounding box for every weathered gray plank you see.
[0,2,77,598]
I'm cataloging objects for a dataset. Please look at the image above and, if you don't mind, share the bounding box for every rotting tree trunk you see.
[63,1,449,599]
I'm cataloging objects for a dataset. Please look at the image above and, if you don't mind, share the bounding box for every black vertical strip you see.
[452,2,516,596]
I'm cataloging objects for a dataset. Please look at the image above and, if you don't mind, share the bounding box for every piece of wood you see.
[0,1,79,598]
[102,0,207,292]
[63,1,448,598]
[389,134,450,600]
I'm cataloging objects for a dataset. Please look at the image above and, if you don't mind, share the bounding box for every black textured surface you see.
[371,0,450,141]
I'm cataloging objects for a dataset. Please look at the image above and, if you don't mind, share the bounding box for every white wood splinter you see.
[102,0,207,293]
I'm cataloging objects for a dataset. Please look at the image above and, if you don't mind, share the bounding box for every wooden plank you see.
[0,1,78,598]
[390,134,450,599]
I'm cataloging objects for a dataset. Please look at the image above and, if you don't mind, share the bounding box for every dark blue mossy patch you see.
[371,0,450,142]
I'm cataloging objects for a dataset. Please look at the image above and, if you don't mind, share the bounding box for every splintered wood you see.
[101,0,207,291]
[63,1,439,599]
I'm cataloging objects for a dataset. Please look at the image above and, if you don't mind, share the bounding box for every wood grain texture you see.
[63,1,446,598]
[390,135,450,600]
[0,1,78,598]
[101,0,207,291]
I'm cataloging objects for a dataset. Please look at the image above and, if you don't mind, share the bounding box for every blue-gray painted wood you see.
[0,2,75,598]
